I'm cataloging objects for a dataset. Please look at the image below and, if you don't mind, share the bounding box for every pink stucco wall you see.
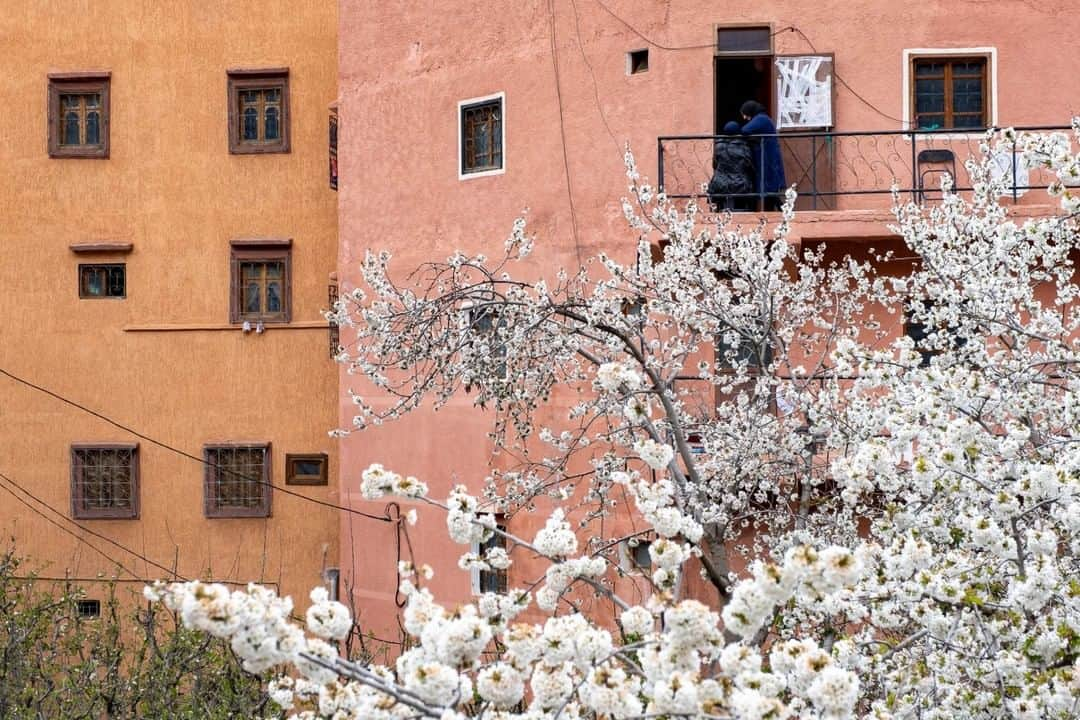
[337,0,1079,641]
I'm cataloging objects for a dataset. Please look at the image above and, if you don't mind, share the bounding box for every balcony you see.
[657,126,1070,214]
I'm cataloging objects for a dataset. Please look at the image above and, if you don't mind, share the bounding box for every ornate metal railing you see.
[657,126,1072,212]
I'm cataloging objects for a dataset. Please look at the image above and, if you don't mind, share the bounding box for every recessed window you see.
[459,94,504,177]
[462,302,508,386]
[230,240,291,323]
[474,522,508,594]
[627,49,649,75]
[228,69,290,154]
[78,264,125,299]
[76,599,101,618]
[48,73,110,158]
[911,56,988,130]
[620,537,653,573]
[204,444,271,518]
[286,453,328,486]
[70,444,138,519]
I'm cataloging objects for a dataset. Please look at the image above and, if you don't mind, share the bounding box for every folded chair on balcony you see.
[917,148,957,204]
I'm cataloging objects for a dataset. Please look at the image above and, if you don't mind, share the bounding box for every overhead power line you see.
[0,367,390,523]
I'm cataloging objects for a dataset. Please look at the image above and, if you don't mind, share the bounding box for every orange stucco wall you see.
[0,3,339,609]
[337,1,1078,641]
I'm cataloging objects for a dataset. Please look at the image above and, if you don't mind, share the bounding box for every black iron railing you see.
[657,126,1072,211]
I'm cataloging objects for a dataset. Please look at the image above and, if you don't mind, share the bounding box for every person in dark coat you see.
[739,100,787,211]
[707,120,755,211]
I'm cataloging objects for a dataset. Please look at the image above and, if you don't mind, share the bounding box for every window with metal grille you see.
[48,73,110,158]
[230,240,291,323]
[912,57,987,130]
[228,69,290,154]
[477,524,508,594]
[204,444,271,518]
[76,599,101,618]
[78,264,125,299]
[70,444,138,519]
[460,96,503,176]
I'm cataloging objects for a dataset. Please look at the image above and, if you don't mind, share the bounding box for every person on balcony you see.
[740,100,787,211]
[707,120,755,211]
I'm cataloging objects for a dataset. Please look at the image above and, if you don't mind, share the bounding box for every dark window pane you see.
[952,115,984,129]
[264,107,280,140]
[294,460,322,476]
[64,112,80,145]
[62,94,79,110]
[915,62,944,77]
[85,93,100,109]
[916,114,945,130]
[266,282,281,312]
[265,88,280,103]
[716,26,770,53]
[242,90,259,104]
[914,79,945,113]
[86,112,100,145]
[245,282,261,312]
[243,108,258,140]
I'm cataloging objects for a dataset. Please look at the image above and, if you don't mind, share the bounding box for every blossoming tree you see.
[150,126,1080,718]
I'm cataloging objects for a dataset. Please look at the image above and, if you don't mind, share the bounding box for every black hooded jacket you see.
[707,135,755,198]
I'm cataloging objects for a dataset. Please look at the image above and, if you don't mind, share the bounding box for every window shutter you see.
[775,55,834,129]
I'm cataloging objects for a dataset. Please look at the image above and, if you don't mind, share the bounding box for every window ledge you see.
[230,237,292,248]
[70,242,133,254]
[123,320,328,332]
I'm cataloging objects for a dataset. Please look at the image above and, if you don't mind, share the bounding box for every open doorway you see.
[714,55,773,133]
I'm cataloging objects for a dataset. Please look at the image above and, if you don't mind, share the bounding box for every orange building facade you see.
[336,1,1079,641]
[0,3,340,609]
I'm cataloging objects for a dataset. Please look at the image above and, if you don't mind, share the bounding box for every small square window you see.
[286,453,328,486]
[228,69,290,154]
[48,73,110,158]
[459,95,504,177]
[627,49,649,75]
[70,444,138,519]
[230,240,291,323]
[76,599,101,618]
[204,444,271,518]
[78,264,125,299]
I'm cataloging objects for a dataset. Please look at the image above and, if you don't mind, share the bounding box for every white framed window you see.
[902,48,997,132]
[458,92,506,180]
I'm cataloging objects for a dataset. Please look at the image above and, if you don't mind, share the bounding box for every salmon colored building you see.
[336,1,1078,641]
[0,3,341,610]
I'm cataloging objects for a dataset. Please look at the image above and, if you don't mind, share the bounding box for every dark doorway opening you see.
[714,56,773,133]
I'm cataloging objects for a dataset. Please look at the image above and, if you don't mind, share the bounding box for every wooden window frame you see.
[458,92,505,179]
[227,68,290,154]
[229,239,292,324]
[910,55,989,131]
[78,263,126,299]
[285,453,328,486]
[48,72,110,159]
[70,443,139,520]
[203,442,271,518]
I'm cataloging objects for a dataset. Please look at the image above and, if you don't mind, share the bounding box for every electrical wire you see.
[547,0,585,265]
[590,1,906,123]
[0,469,183,580]
[0,466,406,647]
[0,366,390,524]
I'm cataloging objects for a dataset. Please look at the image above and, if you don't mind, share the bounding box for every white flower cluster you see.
[360,463,428,500]
[595,361,643,392]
